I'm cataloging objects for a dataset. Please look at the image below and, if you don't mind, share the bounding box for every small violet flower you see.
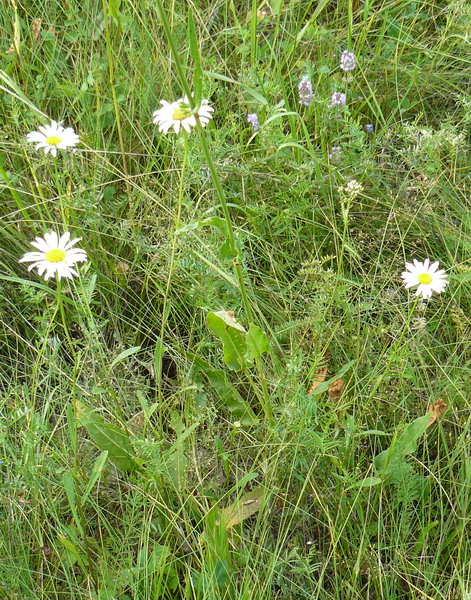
[247,113,259,132]
[365,123,374,133]
[340,50,356,72]
[331,92,346,107]
[298,76,314,106]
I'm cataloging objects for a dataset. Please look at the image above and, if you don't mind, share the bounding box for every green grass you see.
[1,0,470,598]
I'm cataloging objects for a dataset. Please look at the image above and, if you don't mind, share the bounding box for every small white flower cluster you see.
[331,91,346,107]
[340,50,356,72]
[338,179,364,198]
[298,75,314,106]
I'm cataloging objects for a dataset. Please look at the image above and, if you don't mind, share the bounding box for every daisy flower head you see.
[340,50,356,72]
[152,95,214,134]
[19,232,87,281]
[401,259,449,299]
[26,121,80,157]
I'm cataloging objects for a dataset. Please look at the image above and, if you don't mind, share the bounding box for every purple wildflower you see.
[298,76,313,106]
[247,113,259,132]
[340,50,356,72]
[365,123,374,133]
[331,92,346,107]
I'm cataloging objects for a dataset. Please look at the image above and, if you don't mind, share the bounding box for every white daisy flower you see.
[19,232,87,281]
[401,258,449,299]
[152,95,214,134]
[26,121,80,157]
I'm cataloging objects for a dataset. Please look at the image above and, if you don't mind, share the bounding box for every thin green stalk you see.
[153,0,273,424]
[155,134,188,412]
[101,0,130,193]
[56,277,77,360]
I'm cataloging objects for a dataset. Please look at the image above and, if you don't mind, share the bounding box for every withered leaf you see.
[308,366,328,394]
[32,18,42,41]
[427,398,447,427]
[220,488,264,530]
[328,378,344,402]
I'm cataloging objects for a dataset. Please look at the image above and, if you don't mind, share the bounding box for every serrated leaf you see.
[220,488,264,529]
[207,311,247,371]
[245,324,270,360]
[77,402,137,472]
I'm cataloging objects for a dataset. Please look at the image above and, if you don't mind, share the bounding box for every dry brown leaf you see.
[328,378,344,402]
[427,398,447,427]
[308,366,328,394]
[32,18,42,41]
[220,488,264,530]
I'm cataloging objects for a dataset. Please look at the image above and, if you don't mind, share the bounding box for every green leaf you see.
[187,352,257,424]
[77,402,138,472]
[374,415,431,477]
[110,345,141,369]
[108,0,122,27]
[174,216,227,236]
[207,311,247,371]
[62,473,84,536]
[245,324,270,360]
[81,451,108,503]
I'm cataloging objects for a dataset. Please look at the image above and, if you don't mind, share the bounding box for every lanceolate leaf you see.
[77,402,138,472]
[220,487,264,529]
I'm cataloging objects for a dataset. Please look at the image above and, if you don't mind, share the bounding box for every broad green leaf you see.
[77,402,137,472]
[374,415,431,476]
[108,0,122,27]
[187,352,257,424]
[245,324,270,360]
[110,345,141,369]
[207,311,247,371]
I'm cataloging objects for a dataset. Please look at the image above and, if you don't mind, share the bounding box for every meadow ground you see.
[0,0,470,598]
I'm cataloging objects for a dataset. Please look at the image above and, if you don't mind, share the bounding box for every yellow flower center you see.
[417,273,432,285]
[45,248,66,263]
[171,105,192,121]
[45,135,62,146]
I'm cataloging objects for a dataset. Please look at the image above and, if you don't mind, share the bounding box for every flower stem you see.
[56,277,76,359]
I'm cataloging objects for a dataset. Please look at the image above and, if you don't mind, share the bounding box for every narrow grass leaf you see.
[110,345,141,369]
